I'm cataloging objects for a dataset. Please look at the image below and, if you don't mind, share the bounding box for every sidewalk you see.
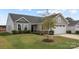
[58,34,79,40]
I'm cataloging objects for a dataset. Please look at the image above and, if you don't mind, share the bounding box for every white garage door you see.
[54,25,66,34]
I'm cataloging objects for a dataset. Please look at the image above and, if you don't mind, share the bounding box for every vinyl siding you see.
[6,15,14,33]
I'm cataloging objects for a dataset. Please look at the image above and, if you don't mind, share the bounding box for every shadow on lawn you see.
[0,32,12,36]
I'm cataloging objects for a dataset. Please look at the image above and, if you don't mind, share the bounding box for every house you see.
[6,13,69,34]
[0,25,6,32]
[67,20,79,33]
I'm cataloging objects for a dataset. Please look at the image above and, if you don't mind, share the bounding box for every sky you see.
[0,9,79,25]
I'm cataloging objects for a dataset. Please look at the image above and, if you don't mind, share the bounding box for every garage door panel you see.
[54,26,66,34]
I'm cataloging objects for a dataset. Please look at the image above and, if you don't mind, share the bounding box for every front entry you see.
[31,25,37,32]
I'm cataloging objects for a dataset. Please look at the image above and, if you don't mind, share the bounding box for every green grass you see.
[0,34,79,49]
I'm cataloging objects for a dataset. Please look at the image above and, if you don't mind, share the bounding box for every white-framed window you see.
[24,25,27,30]
[58,17,61,23]
[18,24,21,31]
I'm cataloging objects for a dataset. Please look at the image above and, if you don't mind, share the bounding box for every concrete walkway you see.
[58,34,79,40]
[74,47,79,49]
[57,34,79,49]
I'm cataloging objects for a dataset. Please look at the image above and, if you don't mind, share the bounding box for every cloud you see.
[68,9,78,14]
[36,10,48,16]
[27,9,32,11]
[48,9,61,14]
[36,9,66,16]
[36,10,46,14]
[18,9,25,11]
[0,15,7,25]
[18,9,32,11]
[48,9,67,14]
[66,9,78,19]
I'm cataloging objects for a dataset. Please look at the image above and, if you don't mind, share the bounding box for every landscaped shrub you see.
[39,31,48,35]
[12,30,18,34]
[39,31,44,35]
[0,32,11,36]
[18,30,23,34]
[26,30,31,33]
[23,30,31,33]
[12,30,31,34]
[22,30,27,33]
[31,31,40,35]
[38,31,54,35]
[66,30,71,34]
[49,31,54,35]
[75,31,79,34]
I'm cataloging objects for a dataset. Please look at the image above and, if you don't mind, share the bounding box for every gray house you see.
[6,13,69,34]
[67,21,79,33]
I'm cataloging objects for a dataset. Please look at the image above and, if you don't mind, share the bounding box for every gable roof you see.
[45,13,69,24]
[9,13,43,23]
[68,20,79,26]
[8,13,68,24]
[16,17,30,23]
[45,13,59,18]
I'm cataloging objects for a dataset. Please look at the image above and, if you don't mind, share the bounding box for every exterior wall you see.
[67,26,75,33]
[35,23,42,31]
[54,15,67,34]
[75,23,79,31]
[14,22,31,31]
[6,15,14,33]
[55,15,67,25]
[67,23,79,33]
[38,24,43,31]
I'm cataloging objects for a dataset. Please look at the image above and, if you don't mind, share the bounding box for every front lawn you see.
[0,34,79,49]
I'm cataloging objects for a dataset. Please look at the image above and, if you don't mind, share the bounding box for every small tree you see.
[38,9,56,42]
[42,16,56,42]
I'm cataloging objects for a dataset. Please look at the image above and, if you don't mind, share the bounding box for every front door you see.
[31,25,37,32]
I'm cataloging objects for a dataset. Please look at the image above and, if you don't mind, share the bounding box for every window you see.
[58,17,61,23]
[63,25,65,27]
[24,25,27,30]
[18,24,21,31]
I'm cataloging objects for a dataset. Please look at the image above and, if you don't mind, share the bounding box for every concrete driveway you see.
[58,34,79,40]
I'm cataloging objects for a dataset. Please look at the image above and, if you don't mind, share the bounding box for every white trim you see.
[60,14,69,24]
[57,13,69,24]
[16,17,30,23]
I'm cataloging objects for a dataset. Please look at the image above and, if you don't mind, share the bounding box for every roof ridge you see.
[9,13,42,18]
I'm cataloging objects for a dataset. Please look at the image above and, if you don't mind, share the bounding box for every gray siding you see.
[67,26,75,33]
[14,22,31,31]
[75,23,79,31]
[6,15,14,33]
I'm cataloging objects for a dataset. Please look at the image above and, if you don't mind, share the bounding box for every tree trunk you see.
[47,29,50,40]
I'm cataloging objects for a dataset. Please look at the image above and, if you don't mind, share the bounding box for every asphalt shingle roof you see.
[68,21,79,26]
[9,13,62,23]
[9,13,43,23]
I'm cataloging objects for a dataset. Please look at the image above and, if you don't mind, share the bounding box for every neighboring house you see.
[67,21,79,33]
[0,25,6,32]
[6,13,69,34]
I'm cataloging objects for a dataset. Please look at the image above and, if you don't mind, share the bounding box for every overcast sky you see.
[0,9,79,25]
